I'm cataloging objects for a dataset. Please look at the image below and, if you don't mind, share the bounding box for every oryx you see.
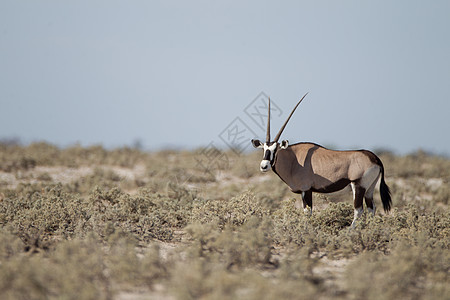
[251,94,392,226]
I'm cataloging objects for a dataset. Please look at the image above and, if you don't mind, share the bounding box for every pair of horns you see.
[266,93,308,143]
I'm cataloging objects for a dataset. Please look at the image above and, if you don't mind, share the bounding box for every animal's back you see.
[288,142,378,186]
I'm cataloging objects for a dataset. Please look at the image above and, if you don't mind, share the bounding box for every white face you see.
[251,139,289,172]
[260,143,277,172]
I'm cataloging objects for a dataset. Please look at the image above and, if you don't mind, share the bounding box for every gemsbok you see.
[251,94,392,226]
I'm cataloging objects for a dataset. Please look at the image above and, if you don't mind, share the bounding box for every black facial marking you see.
[263,149,271,161]
[262,142,279,165]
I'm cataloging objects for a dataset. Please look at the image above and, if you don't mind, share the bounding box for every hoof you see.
[303,206,312,216]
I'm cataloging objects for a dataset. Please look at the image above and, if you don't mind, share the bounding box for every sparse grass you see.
[0,142,448,299]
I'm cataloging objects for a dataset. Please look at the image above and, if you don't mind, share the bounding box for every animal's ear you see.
[251,139,264,149]
[280,140,289,149]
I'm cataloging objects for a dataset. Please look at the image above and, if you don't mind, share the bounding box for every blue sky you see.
[1,1,449,154]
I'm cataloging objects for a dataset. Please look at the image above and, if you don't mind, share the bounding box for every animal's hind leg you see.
[364,177,379,216]
[302,191,313,215]
[351,182,365,227]
[361,166,381,216]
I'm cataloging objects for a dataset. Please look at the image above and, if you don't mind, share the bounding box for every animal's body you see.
[252,94,391,226]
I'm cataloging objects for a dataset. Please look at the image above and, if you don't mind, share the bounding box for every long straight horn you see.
[274,93,308,142]
[266,98,271,142]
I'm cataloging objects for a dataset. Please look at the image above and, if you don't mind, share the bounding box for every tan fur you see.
[273,143,377,193]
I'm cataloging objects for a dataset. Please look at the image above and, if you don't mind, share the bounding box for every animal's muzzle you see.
[260,160,271,172]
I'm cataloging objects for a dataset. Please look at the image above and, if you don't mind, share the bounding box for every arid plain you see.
[0,142,449,299]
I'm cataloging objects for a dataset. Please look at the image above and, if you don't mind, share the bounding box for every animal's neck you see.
[271,148,296,191]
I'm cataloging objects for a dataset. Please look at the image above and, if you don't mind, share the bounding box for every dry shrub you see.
[240,275,319,300]
[334,204,449,257]
[0,183,200,243]
[169,259,239,300]
[169,262,320,300]
[336,216,392,256]
[147,149,218,184]
[271,198,306,245]
[106,237,169,290]
[65,167,125,195]
[0,155,36,172]
[279,247,322,287]
[0,236,112,300]
[272,200,354,253]
[0,234,169,300]
[86,185,198,242]
[0,229,24,259]
[186,217,274,269]
[345,240,450,300]
[385,205,450,247]
[381,150,450,179]
[0,144,449,299]
[0,184,86,240]
[310,202,354,234]
[433,182,450,205]
[191,190,270,229]
[251,177,290,207]
[0,255,56,300]
[169,246,321,300]
[229,151,261,179]
[271,199,450,258]
[154,166,215,184]
[0,142,151,172]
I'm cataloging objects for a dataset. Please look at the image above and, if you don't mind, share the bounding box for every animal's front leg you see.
[301,190,313,215]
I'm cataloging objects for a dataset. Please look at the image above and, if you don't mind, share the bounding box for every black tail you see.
[379,163,392,212]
